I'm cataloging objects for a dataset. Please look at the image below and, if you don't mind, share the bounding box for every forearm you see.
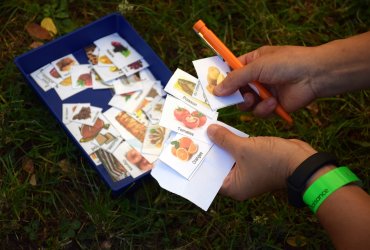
[305,165,370,249]
[312,31,370,97]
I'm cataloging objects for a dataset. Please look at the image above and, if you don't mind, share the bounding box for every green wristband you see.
[303,166,360,214]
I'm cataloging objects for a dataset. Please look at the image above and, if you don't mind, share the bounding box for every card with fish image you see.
[112,141,153,178]
[70,64,93,89]
[95,148,130,182]
[159,95,215,144]
[164,68,217,119]
[51,54,79,79]
[94,33,143,69]
[193,56,244,110]
[142,123,170,156]
[158,133,212,180]
[30,64,58,91]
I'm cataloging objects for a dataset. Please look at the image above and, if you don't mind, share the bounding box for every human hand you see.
[207,124,317,200]
[214,45,319,118]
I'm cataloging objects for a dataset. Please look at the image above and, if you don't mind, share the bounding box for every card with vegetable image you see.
[193,56,244,110]
[164,68,217,119]
[112,141,153,178]
[70,64,93,89]
[94,33,143,69]
[159,95,215,144]
[159,133,212,180]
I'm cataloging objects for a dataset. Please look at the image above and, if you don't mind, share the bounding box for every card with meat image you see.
[142,123,170,156]
[104,107,147,150]
[159,95,215,144]
[159,133,212,180]
[121,59,149,76]
[62,103,88,124]
[193,56,244,110]
[71,103,102,126]
[95,148,130,182]
[70,64,93,89]
[164,68,217,119]
[112,141,153,178]
[94,33,143,69]
[30,64,58,91]
[51,54,79,78]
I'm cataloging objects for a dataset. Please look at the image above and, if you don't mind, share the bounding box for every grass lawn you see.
[1,0,369,248]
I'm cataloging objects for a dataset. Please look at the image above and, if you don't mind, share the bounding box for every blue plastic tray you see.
[14,13,173,194]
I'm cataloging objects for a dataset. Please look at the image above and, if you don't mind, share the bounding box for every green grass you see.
[1,0,369,248]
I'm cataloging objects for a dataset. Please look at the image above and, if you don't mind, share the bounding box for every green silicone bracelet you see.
[303,166,360,213]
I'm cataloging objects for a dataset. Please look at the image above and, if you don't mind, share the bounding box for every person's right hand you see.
[213,45,319,118]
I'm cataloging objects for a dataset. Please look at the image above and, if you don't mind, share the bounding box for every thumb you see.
[207,124,241,155]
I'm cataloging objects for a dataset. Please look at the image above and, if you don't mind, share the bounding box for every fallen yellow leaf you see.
[41,17,58,36]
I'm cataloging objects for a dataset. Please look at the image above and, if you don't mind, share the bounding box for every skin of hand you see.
[214,31,370,117]
[207,124,317,200]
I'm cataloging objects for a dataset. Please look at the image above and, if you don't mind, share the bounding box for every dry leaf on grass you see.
[26,22,52,40]
[41,17,58,36]
[29,174,37,186]
[29,41,44,49]
[22,158,34,174]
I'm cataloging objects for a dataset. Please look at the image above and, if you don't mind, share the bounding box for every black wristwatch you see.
[286,152,338,207]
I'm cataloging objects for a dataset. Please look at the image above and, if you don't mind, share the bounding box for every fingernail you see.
[213,84,223,95]
[207,124,218,139]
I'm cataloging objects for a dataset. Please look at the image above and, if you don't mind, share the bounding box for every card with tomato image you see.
[164,68,217,119]
[112,141,153,178]
[94,33,143,69]
[159,133,212,180]
[70,65,93,89]
[193,56,244,110]
[159,95,215,144]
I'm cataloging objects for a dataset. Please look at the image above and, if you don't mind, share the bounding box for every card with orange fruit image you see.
[159,134,212,180]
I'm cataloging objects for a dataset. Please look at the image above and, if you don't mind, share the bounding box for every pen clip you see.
[195,32,224,61]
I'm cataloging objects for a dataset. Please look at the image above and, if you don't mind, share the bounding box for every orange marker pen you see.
[193,20,293,125]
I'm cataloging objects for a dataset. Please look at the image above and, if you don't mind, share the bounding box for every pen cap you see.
[193,20,206,32]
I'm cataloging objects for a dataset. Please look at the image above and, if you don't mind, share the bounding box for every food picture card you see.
[84,44,99,65]
[95,149,130,182]
[70,64,93,89]
[193,56,244,110]
[159,95,215,144]
[112,141,153,178]
[53,77,86,100]
[62,103,88,124]
[92,65,125,83]
[51,54,79,78]
[30,64,58,92]
[92,114,124,153]
[159,133,212,180]
[145,97,165,123]
[94,33,143,69]
[104,107,147,150]
[142,123,170,156]
[91,70,114,89]
[121,59,149,76]
[70,104,102,126]
[108,81,154,114]
[164,68,217,119]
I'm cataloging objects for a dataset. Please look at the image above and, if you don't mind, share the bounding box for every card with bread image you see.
[70,64,93,89]
[95,148,130,182]
[193,56,244,110]
[94,33,143,69]
[104,107,148,151]
[30,64,59,91]
[112,141,153,178]
[91,114,123,153]
[164,68,217,119]
[51,54,79,78]
[158,133,212,180]
[159,95,215,144]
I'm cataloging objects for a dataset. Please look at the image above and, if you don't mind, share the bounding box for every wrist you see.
[305,164,337,191]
